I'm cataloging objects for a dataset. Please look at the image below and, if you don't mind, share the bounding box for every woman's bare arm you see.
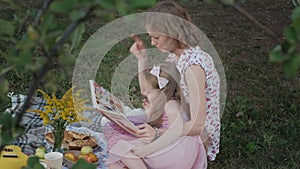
[182,65,207,136]
[130,35,152,95]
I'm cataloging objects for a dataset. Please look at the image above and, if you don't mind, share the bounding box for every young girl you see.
[105,62,207,169]
[130,0,223,161]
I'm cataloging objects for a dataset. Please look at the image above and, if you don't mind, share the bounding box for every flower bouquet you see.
[28,87,89,152]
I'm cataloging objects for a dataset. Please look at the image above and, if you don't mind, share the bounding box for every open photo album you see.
[89,80,140,137]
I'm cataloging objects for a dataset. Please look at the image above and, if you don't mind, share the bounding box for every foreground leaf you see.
[0,19,15,36]
[71,158,97,169]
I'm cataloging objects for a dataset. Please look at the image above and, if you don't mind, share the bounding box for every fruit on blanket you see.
[88,153,98,163]
[35,151,45,159]
[35,146,46,159]
[78,155,86,160]
[64,152,76,162]
[36,146,46,153]
[77,153,97,163]
[81,146,93,155]
[84,155,93,163]
[64,150,98,165]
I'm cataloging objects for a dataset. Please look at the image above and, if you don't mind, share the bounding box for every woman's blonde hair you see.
[144,62,180,127]
[145,0,202,48]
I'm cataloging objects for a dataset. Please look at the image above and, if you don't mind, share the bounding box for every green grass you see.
[1,0,300,168]
[209,95,300,168]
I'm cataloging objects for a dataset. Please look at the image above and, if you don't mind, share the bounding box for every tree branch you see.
[15,6,95,127]
[232,3,277,37]
[33,0,53,26]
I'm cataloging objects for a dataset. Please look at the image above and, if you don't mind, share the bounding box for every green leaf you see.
[28,57,47,71]
[0,36,17,43]
[71,158,97,169]
[284,26,297,44]
[50,0,77,13]
[0,19,15,36]
[16,29,37,50]
[1,0,21,11]
[41,30,64,51]
[76,0,98,8]
[130,0,156,9]
[0,78,9,96]
[94,12,115,22]
[12,125,25,140]
[20,50,32,65]
[221,0,235,5]
[0,113,14,144]
[283,54,300,76]
[70,10,86,21]
[292,19,300,40]
[287,43,296,55]
[291,6,300,22]
[40,14,59,35]
[11,49,33,71]
[26,156,40,168]
[58,53,76,66]
[115,1,128,15]
[245,142,257,154]
[99,0,116,8]
[270,45,288,62]
[70,24,85,52]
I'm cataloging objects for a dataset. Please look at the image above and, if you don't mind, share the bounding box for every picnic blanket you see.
[4,89,145,169]
[4,92,108,169]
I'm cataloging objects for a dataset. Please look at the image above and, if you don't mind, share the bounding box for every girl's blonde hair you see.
[145,0,202,48]
[144,62,180,127]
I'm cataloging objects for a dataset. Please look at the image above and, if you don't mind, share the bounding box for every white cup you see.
[44,152,63,169]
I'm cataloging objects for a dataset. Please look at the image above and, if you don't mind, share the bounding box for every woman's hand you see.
[136,123,156,143]
[132,144,151,158]
[130,34,146,59]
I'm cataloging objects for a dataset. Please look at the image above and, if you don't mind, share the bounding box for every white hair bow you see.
[150,65,169,89]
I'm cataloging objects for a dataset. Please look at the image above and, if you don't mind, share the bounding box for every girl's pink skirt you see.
[106,136,207,169]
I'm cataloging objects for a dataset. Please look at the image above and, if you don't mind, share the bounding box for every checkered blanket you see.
[4,92,108,169]
[4,87,145,169]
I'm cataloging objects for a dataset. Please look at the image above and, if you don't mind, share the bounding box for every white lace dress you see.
[167,46,221,161]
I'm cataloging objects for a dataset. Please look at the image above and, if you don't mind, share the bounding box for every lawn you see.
[0,0,299,168]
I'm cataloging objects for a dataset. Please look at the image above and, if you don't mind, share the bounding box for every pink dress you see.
[103,115,147,151]
[167,46,221,161]
[104,113,207,169]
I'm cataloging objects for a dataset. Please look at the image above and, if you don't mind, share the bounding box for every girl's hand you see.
[132,145,151,158]
[137,123,156,143]
[130,34,146,59]
[142,98,150,110]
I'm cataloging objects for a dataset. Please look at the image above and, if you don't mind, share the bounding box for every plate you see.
[45,131,98,150]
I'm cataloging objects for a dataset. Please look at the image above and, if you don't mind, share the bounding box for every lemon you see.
[80,146,93,155]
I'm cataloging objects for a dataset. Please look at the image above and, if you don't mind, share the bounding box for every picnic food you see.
[83,153,98,163]
[35,146,46,159]
[45,131,98,150]
[63,150,98,168]
[64,152,76,161]
[64,150,98,163]
[81,146,93,155]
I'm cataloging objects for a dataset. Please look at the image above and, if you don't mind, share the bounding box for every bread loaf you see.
[45,131,98,150]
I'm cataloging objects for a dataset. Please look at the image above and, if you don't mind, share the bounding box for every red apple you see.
[85,155,93,163]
